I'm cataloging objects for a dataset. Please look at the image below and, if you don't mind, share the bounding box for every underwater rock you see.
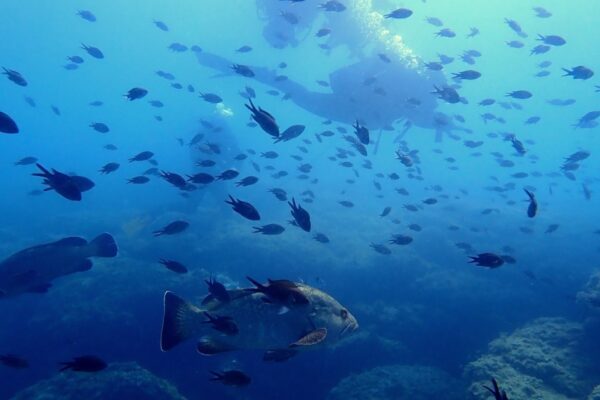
[464,317,594,399]
[11,362,187,400]
[577,271,600,310]
[588,385,600,399]
[327,364,463,400]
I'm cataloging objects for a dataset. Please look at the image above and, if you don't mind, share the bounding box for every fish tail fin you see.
[161,291,204,351]
[89,233,118,257]
[561,68,572,76]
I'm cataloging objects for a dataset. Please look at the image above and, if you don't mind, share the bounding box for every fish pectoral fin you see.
[196,338,235,356]
[289,328,328,347]
[277,306,290,315]
[76,259,93,272]
[27,283,52,293]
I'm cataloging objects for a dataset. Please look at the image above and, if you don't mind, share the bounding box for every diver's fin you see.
[196,338,235,356]
[161,291,204,351]
[89,233,118,257]
[289,328,328,347]
[27,283,52,293]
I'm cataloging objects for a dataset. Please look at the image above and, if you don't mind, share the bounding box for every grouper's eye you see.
[340,309,348,320]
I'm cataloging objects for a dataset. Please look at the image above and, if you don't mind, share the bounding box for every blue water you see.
[1,1,600,399]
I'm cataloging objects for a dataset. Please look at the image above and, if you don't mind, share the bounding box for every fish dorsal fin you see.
[289,328,327,347]
[54,237,88,247]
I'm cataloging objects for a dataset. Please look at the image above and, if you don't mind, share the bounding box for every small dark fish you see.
[452,70,481,80]
[127,176,150,184]
[32,164,82,201]
[14,156,37,166]
[545,224,559,233]
[236,45,253,53]
[289,198,311,232]
[435,28,456,38]
[0,111,19,134]
[537,34,566,46]
[530,44,550,55]
[313,233,329,243]
[319,0,346,12]
[507,90,532,99]
[389,234,413,245]
[385,8,412,19]
[76,10,96,22]
[316,28,331,37]
[59,355,107,372]
[425,16,443,27]
[187,173,214,184]
[199,92,222,104]
[81,44,104,59]
[274,125,305,143]
[380,206,391,217]
[232,64,255,78]
[204,275,230,303]
[124,87,148,101]
[153,221,189,236]
[246,99,279,138]
[158,259,188,274]
[196,159,216,167]
[246,277,308,306]
[209,370,251,387]
[352,120,370,145]
[269,188,287,201]
[160,171,187,189]
[225,195,260,220]
[168,43,188,52]
[2,67,27,87]
[432,85,460,104]
[370,243,391,255]
[90,122,109,133]
[339,200,354,208]
[524,189,538,217]
[129,151,154,162]
[0,354,29,369]
[263,349,298,362]
[216,169,239,180]
[562,66,594,80]
[153,20,169,31]
[236,176,259,187]
[253,224,285,235]
[469,253,504,268]
[203,312,238,335]
[99,162,119,174]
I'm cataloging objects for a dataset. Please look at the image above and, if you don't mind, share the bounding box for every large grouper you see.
[0,233,118,298]
[161,277,359,359]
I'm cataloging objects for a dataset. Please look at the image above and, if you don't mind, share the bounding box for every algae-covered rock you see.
[464,317,594,400]
[11,362,187,400]
[589,385,600,400]
[577,271,600,310]
[327,364,463,400]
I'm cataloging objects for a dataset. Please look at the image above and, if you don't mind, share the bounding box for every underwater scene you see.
[1,0,600,399]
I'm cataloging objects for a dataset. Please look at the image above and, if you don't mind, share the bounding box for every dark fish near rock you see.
[59,355,107,372]
[209,370,251,387]
[158,259,188,274]
[253,224,285,235]
[153,221,189,236]
[469,253,504,268]
[0,233,117,298]
[0,354,29,369]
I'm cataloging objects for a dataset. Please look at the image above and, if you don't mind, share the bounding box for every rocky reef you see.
[327,364,463,400]
[577,271,600,310]
[11,362,187,400]
[464,317,595,400]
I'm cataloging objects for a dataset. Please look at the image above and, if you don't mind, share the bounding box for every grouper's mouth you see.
[339,321,359,338]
